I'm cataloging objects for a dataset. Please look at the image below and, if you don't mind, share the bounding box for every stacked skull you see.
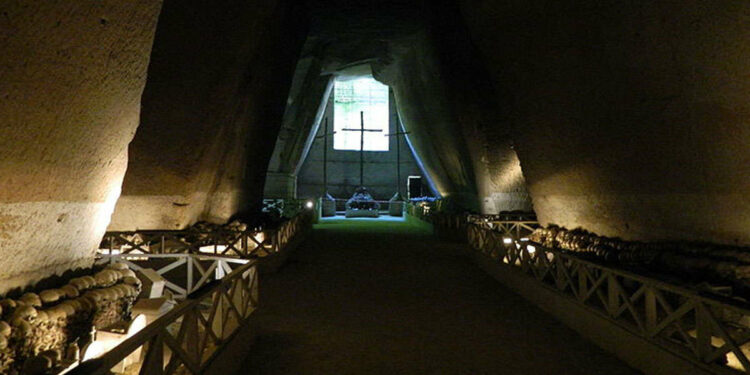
[0,263,142,374]
[529,225,750,301]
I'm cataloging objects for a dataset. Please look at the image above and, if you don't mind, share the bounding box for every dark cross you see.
[342,111,383,187]
[384,114,410,196]
[314,117,336,193]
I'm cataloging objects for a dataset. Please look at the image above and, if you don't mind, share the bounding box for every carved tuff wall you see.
[0,2,162,292]
[458,0,750,244]
[264,52,333,199]
[376,24,533,214]
[109,0,307,230]
[376,32,480,211]
[421,2,533,214]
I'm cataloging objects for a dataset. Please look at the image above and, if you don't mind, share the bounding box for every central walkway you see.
[239,217,640,374]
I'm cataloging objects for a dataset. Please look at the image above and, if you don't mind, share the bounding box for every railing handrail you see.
[65,210,313,375]
[408,205,750,373]
[104,228,272,235]
[100,253,249,262]
[100,210,314,259]
[525,237,750,315]
[70,258,257,375]
[466,221,750,313]
[103,213,309,237]
[465,223,750,373]
[472,220,539,224]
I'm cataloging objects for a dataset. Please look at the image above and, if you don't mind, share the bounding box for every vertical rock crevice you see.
[264,51,335,199]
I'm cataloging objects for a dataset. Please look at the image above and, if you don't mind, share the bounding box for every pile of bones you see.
[529,225,750,300]
[0,263,141,374]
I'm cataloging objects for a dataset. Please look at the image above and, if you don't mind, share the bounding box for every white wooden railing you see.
[67,210,313,374]
[467,224,750,374]
[99,210,314,259]
[406,203,750,374]
[70,259,258,375]
[96,254,249,300]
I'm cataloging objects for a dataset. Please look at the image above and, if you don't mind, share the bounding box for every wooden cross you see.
[314,117,336,193]
[384,114,410,196]
[342,111,383,187]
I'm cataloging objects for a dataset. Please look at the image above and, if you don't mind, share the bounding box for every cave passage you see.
[238,219,640,374]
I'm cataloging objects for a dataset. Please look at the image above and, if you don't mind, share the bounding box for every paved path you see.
[238,217,640,374]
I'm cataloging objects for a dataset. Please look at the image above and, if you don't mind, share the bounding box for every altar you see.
[345,187,380,218]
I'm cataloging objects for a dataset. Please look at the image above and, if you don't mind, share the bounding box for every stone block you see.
[137,269,165,299]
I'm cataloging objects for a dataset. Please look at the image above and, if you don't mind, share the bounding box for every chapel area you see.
[1,1,749,375]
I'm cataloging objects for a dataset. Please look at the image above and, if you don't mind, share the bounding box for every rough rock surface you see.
[458,0,750,243]
[422,2,533,214]
[109,0,307,230]
[0,1,162,292]
[376,32,480,210]
[264,52,333,199]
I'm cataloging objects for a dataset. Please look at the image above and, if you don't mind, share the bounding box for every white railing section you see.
[70,259,258,375]
[468,224,750,374]
[99,210,314,259]
[67,210,313,374]
[96,254,249,300]
[409,203,750,373]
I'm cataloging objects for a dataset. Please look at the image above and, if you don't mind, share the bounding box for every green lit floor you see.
[237,217,639,374]
[316,214,429,232]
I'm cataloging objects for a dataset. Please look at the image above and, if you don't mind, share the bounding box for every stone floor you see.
[237,217,641,374]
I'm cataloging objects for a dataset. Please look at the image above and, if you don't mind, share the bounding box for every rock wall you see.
[109,0,307,230]
[458,0,750,244]
[0,1,162,292]
[264,53,333,199]
[423,1,533,214]
[376,32,480,211]
[375,22,534,214]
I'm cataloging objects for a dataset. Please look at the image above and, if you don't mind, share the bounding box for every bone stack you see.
[529,225,750,300]
[0,263,142,374]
